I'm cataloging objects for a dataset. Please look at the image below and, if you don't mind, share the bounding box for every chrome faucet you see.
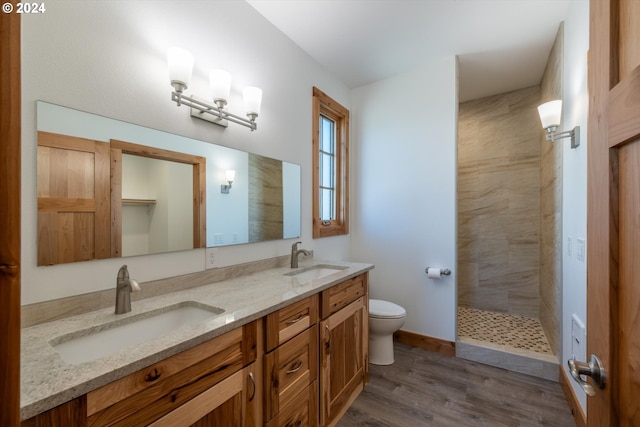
[290,241,311,268]
[115,265,141,314]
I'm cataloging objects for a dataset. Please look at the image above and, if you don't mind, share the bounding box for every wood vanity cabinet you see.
[319,274,369,427]
[22,321,260,427]
[264,295,319,427]
[262,273,369,427]
[23,272,370,427]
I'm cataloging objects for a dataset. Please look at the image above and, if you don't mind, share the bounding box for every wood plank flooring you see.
[337,343,575,427]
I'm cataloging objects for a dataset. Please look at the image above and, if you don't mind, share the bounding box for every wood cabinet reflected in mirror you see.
[37,132,206,266]
[37,131,111,265]
[36,101,301,266]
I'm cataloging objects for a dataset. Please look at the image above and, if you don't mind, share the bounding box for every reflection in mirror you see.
[112,138,207,258]
[36,132,206,265]
[36,101,301,265]
[122,155,193,256]
[37,131,111,265]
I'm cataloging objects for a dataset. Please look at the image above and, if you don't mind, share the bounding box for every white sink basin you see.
[50,302,224,365]
[285,264,348,280]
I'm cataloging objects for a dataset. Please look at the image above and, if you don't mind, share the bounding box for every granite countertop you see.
[21,260,373,420]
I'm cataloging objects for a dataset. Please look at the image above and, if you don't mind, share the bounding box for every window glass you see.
[312,87,349,237]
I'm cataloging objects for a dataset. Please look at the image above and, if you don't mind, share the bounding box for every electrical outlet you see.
[571,314,586,360]
[576,238,586,262]
[205,247,218,269]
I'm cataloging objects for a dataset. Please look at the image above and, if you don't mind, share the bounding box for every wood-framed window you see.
[312,87,349,238]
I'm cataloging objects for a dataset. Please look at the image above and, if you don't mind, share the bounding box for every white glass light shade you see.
[537,100,562,130]
[209,69,232,103]
[167,47,194,91]
[243,87,263,117]
[225,169,236,183]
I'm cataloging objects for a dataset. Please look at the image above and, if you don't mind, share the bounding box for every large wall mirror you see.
[36,101,301,266]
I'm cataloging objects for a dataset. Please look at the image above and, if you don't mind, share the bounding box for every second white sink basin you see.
[50,302,224,365]
[285,264,348,280]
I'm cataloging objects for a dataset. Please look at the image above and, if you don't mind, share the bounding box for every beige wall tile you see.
[457,85,542,319]
[457,24,563,357]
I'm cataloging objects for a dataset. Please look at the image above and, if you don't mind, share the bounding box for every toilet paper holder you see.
[425,267,451,276]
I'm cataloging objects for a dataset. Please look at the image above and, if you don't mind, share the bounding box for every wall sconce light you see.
[221,169,235,194]
[167,47,262,131]
[537,100,580,148]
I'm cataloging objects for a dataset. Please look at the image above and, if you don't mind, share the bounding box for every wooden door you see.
[37,131,111,265]
[0,2,21,425]
[319,297,365,427]
[587,0,640,425]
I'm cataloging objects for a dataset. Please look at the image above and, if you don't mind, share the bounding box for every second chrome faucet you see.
[290,241,310,268]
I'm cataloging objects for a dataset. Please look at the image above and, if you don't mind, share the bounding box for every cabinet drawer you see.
[86,321,257,427]
[321,274,367,318]
[266,380,318,427]
[266,294,318,351]
[148,364,256,427]
[265,324,318,421]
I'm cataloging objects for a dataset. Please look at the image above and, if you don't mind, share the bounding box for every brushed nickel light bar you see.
[168,47,262,131]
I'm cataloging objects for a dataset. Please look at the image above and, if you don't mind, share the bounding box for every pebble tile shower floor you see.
[457,307,553,354]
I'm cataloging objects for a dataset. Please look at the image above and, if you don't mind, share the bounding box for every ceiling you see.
[247,0,574,102]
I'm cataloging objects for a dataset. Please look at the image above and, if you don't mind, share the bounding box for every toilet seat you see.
[369,299,406,319]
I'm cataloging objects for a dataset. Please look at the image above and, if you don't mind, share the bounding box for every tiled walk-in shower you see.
[457,307,552,355]
[456,307,558,381]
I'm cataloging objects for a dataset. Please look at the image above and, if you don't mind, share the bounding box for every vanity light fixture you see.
[221,169,235,194]
[167,47,262,131]
[537,100,580,148]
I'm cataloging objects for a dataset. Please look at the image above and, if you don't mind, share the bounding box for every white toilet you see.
[368,299,406,365]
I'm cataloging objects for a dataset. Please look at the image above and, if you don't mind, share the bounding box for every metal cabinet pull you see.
[145,368,161,382]
[325,324,331,351]
[286,360,304,375]
[285,419,303,427]
[285,314,304,324]
[568,355,606,396]
[248,372,256,401]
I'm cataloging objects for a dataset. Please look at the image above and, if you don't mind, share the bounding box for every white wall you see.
[122,155,154,256]
[350,57,458,341]
[166,161,194,251]
[22,1,350,304]
[121,156,193,256]
[283,162,302,239]
[208,149,250,246]
[561,0,590,412]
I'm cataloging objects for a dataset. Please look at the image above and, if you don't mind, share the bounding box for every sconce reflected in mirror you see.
[537,100,580,148]
[167,47,262,131]
[221,169,235,194]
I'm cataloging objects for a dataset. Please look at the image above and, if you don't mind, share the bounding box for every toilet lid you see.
[369,299,406,319]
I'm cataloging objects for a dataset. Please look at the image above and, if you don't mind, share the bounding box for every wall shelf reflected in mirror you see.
[122,199,157,205]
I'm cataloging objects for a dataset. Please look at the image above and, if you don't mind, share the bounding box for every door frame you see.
[0,2,22,425]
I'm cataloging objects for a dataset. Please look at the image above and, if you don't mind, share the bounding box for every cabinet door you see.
[149,364,258,427]
[37,131,111,265]
[319,297,366,426]
[265,381,318,427]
